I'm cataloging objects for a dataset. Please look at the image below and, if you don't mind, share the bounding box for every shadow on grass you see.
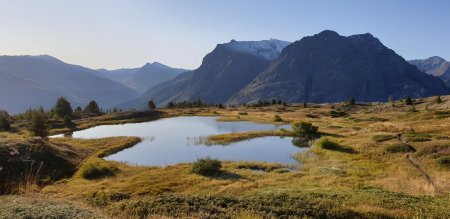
[208,171,246,180]
[328,145,357,154]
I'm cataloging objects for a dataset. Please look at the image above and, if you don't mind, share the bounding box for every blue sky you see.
[0,0,449,69]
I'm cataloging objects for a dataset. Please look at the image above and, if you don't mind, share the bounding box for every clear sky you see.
[0,0,449,70]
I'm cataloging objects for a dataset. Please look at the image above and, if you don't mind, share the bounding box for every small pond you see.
[59,116,308,166]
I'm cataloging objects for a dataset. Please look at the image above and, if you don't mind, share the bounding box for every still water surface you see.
[64,116,306,166]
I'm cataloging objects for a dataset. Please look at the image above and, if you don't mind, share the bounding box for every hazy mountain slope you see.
[0,55,139,113]
[228,31,449,105]
[120,39,290,109]
[409,56,450,86]
[96,62,186,94]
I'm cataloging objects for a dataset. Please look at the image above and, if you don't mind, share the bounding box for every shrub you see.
[405,97,413,105]
[385,143,416,153]
[0,117,10,131]
[437,156,450,168]
[372,134,396,142]
[292,122,318,135]
[238,112,248,115]
[317,138,340,150]
[274,114,283,122]
[191,157,222,176]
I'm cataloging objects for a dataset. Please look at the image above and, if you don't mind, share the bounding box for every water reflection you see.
[56,116,308,166]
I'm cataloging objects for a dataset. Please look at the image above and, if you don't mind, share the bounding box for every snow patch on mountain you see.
[224,39,291,60]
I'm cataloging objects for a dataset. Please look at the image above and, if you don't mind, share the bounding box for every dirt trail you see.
[405,154,440,194]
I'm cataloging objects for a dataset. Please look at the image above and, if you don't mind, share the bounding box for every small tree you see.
[405,97,413,105]
[148,100,156,111]
[303,101,308,108]
[29,112,49,137]
[63,115,74,128]
[84,100,101,115]
[347,97,356,106]
[75,106,83,113]
[167,102,175,109]
[54,97,73,119]
[436,96,443,104]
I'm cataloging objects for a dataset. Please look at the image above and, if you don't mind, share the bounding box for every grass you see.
[6,95,450,217]
[372,134,397,142]
[385,143,416,153]
[204,130,296,145]
[0,195,102,218]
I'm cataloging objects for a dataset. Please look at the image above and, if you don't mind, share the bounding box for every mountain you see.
[119,39,290,109]
[0,55,139,114]
[96,62,186,94]
[409,56,450,86]
[228,30,449,105]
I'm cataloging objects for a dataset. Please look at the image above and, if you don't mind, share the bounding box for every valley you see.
[2,95,450,218]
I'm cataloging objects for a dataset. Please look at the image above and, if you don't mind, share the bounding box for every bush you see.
[437,156,450,168]
[238,112,248,115]
[0,117,10,131]
[274,114,283,122]
[385,143,416,153]
[191,157,222,176]
[292,122,318,135]
[317,138,340,150]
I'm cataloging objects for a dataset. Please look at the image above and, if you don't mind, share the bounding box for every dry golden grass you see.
[5,97,450,217]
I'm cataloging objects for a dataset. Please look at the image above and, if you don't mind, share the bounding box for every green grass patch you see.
[316,137,355,153]
[372,134,397,142]
[404,132,432,142]
[385,143,416,153]
[77,158,118,180]
[437,156,450,168]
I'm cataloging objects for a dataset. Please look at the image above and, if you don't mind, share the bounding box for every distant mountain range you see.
[1,31,449,114]
[0,55,140,113]
[409,56,450,86]
[122,31,449,109]
[97,62,187,94]
[228,31,448,104]
[119,39,290,109]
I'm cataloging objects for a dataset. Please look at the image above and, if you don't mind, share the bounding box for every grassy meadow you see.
[2,96,450,218]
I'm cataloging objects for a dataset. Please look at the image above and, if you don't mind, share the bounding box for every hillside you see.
[409,56,450,86]
[0,55,139,114]
[228,31,449,104]
[119,39,290,109]
[97,62,186,94]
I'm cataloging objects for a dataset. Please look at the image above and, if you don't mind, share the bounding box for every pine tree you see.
[148,100,156,110]
[84,100,101,115]
[29,112,49,137]
[54,97,73,119]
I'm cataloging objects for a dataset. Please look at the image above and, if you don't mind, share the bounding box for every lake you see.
[61,116,307,166]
